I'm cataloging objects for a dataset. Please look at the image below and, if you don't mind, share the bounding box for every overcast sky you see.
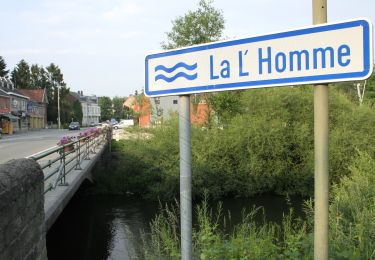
[1,0,374,98]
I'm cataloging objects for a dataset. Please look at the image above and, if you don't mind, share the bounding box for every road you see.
[0,129,86,164]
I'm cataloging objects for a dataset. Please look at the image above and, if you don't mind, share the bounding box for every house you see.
[17,89,48,129]
[123,94,209,127]
[70,91,101,126]
[0,77,29,133]
[123,95,150,127]
[0,86,12,134]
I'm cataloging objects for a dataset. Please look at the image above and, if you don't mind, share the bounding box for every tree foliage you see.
[8,58,73,124]
[99,86,375,201]
[162,0,225,49]
[0,56,9,77]
[11,59,31,89]
[333,67,375,107]
[112,96,126,121]
[98,96,113,121]
[45,63,69,123]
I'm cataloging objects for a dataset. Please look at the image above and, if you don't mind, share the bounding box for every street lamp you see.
[45,71,61,130]
[57,84,61,130]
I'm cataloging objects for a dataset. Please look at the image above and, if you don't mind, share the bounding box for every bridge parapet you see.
[28,126,112,230]
[0,159,47,260]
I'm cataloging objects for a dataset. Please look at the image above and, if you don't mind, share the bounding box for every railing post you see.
[108,127,112,152]
[75,140,82,170]
[85,136,91,160]
[62,147,66,185]
[91,134,97,154]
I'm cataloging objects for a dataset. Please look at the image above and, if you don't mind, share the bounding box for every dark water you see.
[47,182,305,260]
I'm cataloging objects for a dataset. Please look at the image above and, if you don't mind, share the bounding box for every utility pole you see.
[57,84,61,130]
[313,0,329,259]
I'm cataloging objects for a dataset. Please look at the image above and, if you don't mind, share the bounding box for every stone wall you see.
[0,159,47,260]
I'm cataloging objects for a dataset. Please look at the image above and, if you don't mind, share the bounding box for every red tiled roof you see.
[18,89,48,103]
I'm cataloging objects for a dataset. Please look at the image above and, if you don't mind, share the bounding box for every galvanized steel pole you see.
[313,0,329,259]
[57,84,61,130]
[179,95,192,260]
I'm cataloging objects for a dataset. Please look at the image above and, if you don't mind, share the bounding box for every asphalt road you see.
[0,129,86,164]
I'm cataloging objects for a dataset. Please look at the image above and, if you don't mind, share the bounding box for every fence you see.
[27,127,112,194]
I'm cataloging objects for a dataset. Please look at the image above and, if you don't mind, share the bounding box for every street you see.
[0,129,87,164]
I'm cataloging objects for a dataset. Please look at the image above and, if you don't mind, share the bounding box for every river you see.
[47,182,305,259]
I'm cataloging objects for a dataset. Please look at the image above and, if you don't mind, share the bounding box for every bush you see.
[97,86,375,200]
[141,153,375,258]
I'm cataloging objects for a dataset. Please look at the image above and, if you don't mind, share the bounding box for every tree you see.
[98,96,113,121]
[208,91,242,124]
[29,64,50,89]
[71,100,83,124]
[0,56,9,77]
[112,96,126,121]
[45,63,69,123]
[11,59,31,88]
[162,0,225,49]
[162,0,226,126]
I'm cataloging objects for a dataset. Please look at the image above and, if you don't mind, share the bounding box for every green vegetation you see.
[0,56,9,77]
[98,96,113,121]
[95,86,375,201]
[1,56,75,124]
[162,0,225,50]
[140,152,375,259]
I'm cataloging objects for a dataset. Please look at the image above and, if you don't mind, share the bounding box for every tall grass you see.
[141,152,375,259]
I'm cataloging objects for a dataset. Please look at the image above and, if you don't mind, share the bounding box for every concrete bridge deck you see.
[43,142,107,230]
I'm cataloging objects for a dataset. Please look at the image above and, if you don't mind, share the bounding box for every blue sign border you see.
[145,19,373,97]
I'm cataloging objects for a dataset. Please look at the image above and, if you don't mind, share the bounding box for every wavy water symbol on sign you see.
[155,62,197,83]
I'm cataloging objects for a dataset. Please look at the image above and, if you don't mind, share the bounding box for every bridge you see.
[0,127,112,259]
[28,127,112,230]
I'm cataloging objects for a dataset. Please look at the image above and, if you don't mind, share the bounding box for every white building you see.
[72,91,101,126]
[150,95,179,124]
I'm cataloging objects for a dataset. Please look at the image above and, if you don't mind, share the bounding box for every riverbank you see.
[47,182,305,259]
[142,153,375,259]
[89,87,375,258]
[95,88,375,201]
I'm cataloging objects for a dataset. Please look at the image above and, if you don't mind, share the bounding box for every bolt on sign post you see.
[145,17,373,259]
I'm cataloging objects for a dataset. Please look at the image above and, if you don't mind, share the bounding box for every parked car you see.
[89,122,101,127]
[110,118,118,125]
[68,122,80,130]
[113,120,134,130]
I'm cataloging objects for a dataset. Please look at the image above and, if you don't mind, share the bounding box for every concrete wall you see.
[0,159,47,260]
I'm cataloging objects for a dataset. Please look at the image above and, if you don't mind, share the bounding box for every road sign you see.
[145,19,373,97]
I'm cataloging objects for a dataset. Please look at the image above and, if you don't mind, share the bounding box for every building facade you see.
[123,94,209,127]
[71,91,101,126]
[18,89,48,129]
[0,77,29,133]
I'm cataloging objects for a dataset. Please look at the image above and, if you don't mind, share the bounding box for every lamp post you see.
[45,71,61,130]
[57,84,61,130]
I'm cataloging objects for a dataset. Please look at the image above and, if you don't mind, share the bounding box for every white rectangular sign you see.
[145,19,373,97]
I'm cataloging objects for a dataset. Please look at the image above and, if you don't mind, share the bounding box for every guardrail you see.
[28,127,112,194]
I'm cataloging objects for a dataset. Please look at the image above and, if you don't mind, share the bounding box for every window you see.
[173,100,178,105]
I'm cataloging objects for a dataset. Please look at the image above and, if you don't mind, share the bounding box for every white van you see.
[113,120,134,130]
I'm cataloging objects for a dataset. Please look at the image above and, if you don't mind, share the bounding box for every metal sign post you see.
[179,95,192,259]
[145,14,372,260]
[313,1,329,259]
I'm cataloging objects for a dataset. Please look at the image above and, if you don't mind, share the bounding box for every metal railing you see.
[28,127,112,194]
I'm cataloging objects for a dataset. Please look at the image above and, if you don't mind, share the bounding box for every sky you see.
[1,0,374,98]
